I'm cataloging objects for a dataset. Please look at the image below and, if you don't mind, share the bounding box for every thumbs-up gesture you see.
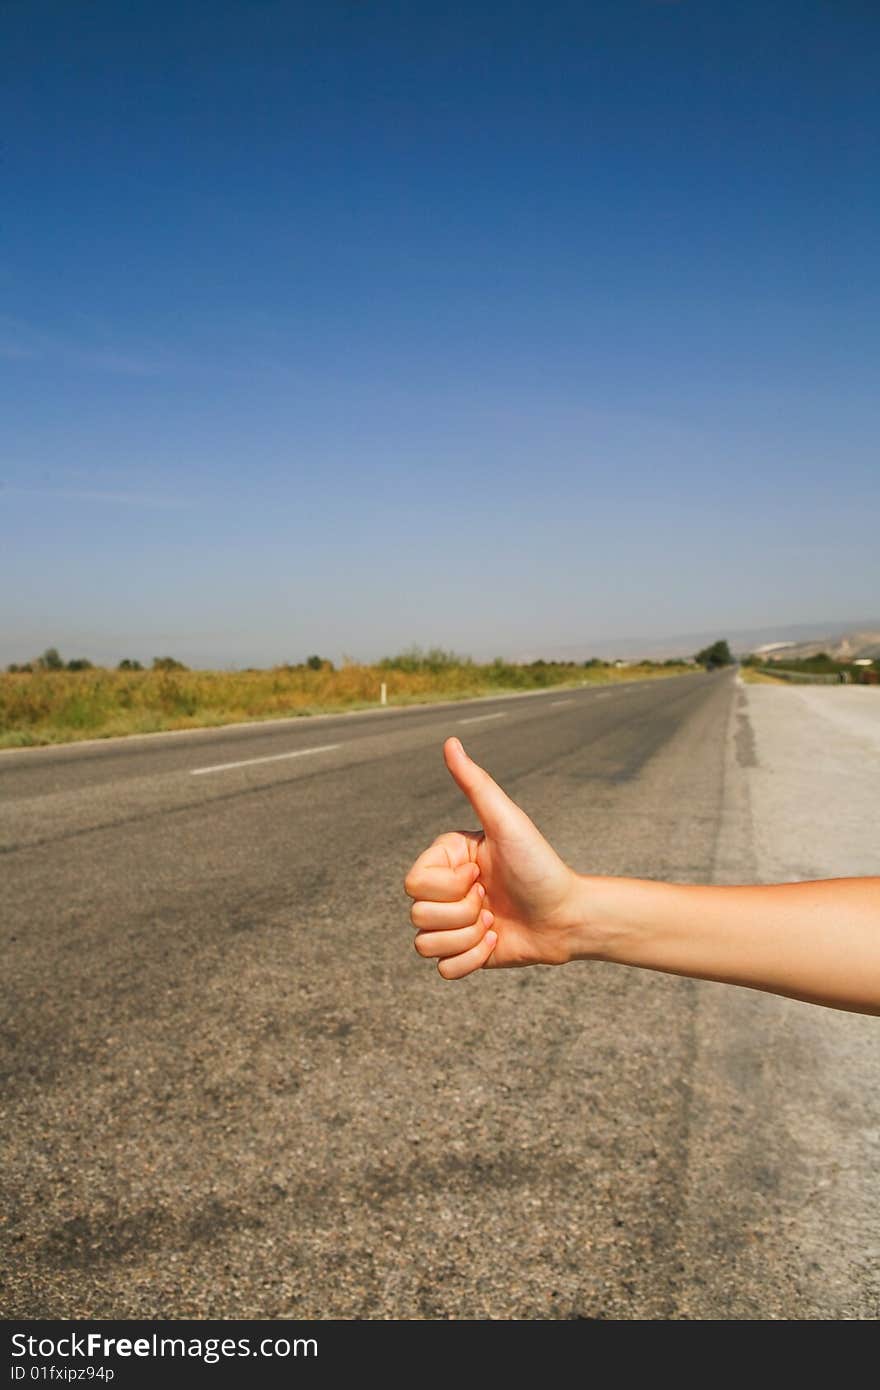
[404,737,583,979]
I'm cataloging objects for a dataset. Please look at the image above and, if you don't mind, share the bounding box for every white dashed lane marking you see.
[191,743,341,775]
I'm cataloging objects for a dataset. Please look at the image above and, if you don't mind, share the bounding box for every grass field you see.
[738,666,788,685]
[0,660,692,749]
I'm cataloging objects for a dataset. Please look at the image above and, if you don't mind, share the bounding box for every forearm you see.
[567,875,880,1015]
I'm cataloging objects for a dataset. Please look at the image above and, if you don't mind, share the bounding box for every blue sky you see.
[2,0,878,666]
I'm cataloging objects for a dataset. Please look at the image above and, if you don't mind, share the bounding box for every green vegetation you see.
[694,639,733,668]
[0,646,693,748]
[744,651,836,674]
[379,645,470,674]
[152,656,189,671]
[742,652,877,684]
[8,648,94,673]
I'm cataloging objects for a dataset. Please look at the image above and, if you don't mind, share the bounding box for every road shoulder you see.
[678,680,880,1317]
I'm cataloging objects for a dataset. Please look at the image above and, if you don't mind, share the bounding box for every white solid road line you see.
[191,743,341,776]
[551,698,575,707]
[457,711,509,726]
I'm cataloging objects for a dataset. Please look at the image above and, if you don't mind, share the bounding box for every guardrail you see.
[756,667,844,684]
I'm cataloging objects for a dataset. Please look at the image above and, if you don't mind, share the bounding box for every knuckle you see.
[405,867,425,900]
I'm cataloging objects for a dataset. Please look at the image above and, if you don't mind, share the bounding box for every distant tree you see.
[38,646,64,671]
[7,663,20,673]
[152,656,188,671]
[118,658,144,671]
[694,639,733,668]
[306,654,328,671]
[66,658,93,671]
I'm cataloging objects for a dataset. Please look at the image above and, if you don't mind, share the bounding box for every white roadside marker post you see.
[380,682,387,706]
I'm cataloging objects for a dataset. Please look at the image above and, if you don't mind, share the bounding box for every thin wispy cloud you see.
[1,485,191,510]
[0,339,37,361]
[0,315,166,377]
[0,312,315,383]
[0,316,63,362]
[75,350,163,377]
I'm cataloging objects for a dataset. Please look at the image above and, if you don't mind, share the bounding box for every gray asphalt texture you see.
[1,671,876,1319]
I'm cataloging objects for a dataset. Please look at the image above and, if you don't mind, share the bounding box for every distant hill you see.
[756,630,880,662]
[511,619,880,664]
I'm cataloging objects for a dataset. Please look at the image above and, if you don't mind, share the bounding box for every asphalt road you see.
[1,671,874,1318]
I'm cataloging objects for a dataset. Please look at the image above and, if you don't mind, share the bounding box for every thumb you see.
[443,737,522,834]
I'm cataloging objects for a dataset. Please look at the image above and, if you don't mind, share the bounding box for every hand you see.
[404,737,583,979]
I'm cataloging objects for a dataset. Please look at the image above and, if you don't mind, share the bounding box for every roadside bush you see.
[379,645,473,674]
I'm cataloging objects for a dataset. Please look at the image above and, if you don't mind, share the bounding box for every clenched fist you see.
[403,739,880,1014]
[404,737,583,979]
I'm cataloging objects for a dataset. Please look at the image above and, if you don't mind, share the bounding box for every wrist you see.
[558,873,611,962]
[561,873,674,964]
[548,871,620,964]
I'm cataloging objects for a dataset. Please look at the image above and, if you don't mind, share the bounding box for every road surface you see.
[1,672,877,1318]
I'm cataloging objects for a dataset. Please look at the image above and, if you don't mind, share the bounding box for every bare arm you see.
[403,738,880,1016]
[567,874,880,1015]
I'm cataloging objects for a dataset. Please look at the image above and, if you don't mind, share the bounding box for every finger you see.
[404,858,479,902]
[411,885,485,930]
[437,928,498,980]
[403,833,483,899]
[414,916,492,959]
[405,837,477,881]
[443,737,522,835]
[430,830,483,867]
